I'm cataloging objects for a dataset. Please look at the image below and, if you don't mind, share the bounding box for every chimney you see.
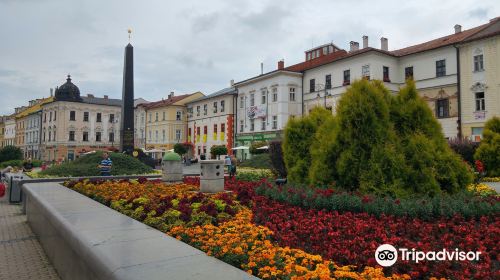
[277,60,284,70]
[87,94,94,98]
[381,37,388,51]
[349,41,359,52]
[104,95,108,99]
[230,79,234,86]
[362,35,368,48]
[168,91,174,99]
[454,24,462,34]
[260,62,264,75]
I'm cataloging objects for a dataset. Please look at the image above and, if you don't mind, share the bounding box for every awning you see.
[256,146,269,150]
[231,146,249,150]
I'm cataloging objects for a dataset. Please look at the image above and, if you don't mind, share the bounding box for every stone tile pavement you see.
[0,201,60,280]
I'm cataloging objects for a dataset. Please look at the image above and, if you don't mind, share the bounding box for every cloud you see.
[468,7,489,19]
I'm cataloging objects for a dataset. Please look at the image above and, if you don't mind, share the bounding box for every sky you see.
[0,0,499,115]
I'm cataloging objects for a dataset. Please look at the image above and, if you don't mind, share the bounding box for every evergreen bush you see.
[475,117,500,176]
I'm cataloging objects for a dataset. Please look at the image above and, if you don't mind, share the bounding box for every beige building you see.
[186,87,237,158]
[144,92,204,159]
[40,75,122,162]
[0,116,6,148]
[458,17,500,140]
[134,98,150,149]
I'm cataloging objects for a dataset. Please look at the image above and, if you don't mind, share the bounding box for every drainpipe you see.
[455,45,462,138]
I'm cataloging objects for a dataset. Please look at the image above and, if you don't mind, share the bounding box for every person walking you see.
[229,153,237,179]
[224,155,232,175]
[98,152,113,176]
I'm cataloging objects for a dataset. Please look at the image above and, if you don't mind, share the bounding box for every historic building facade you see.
[40,75,122,162]
[186,87,237,158]
[234,66,303,160]
[134,98,150,149]
[144,92,204,159]
[3,117,16,147]
[457,17,500,140]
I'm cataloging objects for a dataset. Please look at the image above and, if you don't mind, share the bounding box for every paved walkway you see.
[0,201,60,280]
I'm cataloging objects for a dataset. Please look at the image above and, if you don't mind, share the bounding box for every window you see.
[240,120,244,132]
[250,94,255,106]
[203,104,208,115]
[162,112,166,121]
[343,70,350,85]
[405,66,414,80]
[155,130,158,142]
[310,79,315,92]
[250,119,254,131]
[213,124,218,139]
[96,132,102,142]
[176,111,181,120]
[176,129,181,140]
[155,112,158,122]
[162,130,166,141]
[196,106,200,116]
[474,55,484,71]
[383,66,390,82]
[109,114,115,123]
[471,127,484,140]
[83,112,89,122]
[221,100,225,112]
[272,116,278,129]
[204,126,207,137]
[475,92,485,111]
[213,102,218,113]
[69,131,75,141]
[48,131,51,142]
[141,113,144,124]
[83,131,89,142]
[96,113,102,122]
[325,74,332,89]
[436,60,446,77]
[272,88,278,102]
[54,111,56,121]
[70,111,76,121]
[109,132,115,142]
[149,113,152,123]
[53,129,56,141]
[44,113,47,122]
[436,99,449,118]
[261,118,266,131]
[362,65,370,79]
[261,91,266,104]
[49,112,52,122]
[289,88,296,101]
[221,123,225,134]
[307,53,311,60]
[240,96,244,108]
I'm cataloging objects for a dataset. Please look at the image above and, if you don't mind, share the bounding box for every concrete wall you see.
[23,182,257,280]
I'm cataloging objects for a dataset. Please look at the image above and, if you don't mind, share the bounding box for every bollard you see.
[200,160,225,193]
[162,152,183,182]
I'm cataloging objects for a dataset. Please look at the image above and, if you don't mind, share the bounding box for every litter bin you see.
[5,172,25,204]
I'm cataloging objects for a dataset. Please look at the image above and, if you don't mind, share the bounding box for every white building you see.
[25,111,42,159]
[234,62,303,159]
[186,86,237,158]
[3,118,16,147]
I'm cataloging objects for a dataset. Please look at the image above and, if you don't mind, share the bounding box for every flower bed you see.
[65,178,409,279]
[65,177,499,279]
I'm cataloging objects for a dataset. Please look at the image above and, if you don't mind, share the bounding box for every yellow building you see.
[458,17,500,140]
[0,116,5,148]
[144,92,204,159]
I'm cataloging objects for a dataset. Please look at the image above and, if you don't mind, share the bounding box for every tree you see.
[269,140,287,178]
[173,143,188,156]
[210,145,228,159]
[283,107,332,185]
[475,117,500,176]
[0,145,23,163]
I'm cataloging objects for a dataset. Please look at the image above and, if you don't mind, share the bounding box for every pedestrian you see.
[224,155,232,174]
[229,153,237,178]
[98,152,113,176]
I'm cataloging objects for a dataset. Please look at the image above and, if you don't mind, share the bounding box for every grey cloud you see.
[468,7,489,19]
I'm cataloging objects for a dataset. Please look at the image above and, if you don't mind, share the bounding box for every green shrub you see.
[255,183,499,220]
[475,117,500,177]
[174,143,188,155]
[0,145,23,162]
[40,151,153,177]
[249,141,267,155]
[0,159,23,168]
[236,168,274,181]
[210,145,228,159]
[239,154,272,169]
[268,141,287,178]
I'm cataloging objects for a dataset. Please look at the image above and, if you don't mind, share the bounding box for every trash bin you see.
[6,172,25,204]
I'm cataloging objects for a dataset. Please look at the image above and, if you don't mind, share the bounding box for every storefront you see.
[235,132,281,160]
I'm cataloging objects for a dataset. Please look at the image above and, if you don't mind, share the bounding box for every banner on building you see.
[247,106,266,119]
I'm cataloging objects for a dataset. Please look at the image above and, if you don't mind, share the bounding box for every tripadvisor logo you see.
[375,244,481,267]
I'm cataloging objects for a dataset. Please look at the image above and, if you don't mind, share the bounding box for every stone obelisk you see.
[120,29,135,153]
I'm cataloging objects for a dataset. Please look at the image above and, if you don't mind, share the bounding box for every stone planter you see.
[200,160,224,193]
[162,152,183,182]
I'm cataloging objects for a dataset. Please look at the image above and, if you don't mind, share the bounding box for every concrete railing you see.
[22,182,257,280]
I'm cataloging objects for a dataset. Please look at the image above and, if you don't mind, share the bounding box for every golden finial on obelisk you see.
[128,28,132,42]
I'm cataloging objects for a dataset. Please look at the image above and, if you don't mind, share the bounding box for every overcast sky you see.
[0,0,498,115]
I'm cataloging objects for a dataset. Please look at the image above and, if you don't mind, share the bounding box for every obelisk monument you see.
[120,29,135,153]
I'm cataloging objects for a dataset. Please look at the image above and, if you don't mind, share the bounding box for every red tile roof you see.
[144,94,192,109]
